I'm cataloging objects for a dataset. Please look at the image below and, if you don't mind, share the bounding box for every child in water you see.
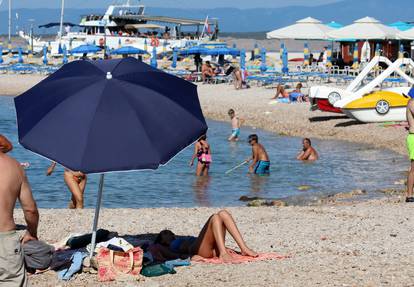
[228,109,244,141]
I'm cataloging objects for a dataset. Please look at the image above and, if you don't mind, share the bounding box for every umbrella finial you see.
[106,72,113,80]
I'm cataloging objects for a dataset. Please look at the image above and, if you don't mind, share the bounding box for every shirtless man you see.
[201,61,214,83]
[405,97,414,202]
[228,109,244,141]
[247,134,270,175]
[46,162,87,209]
[297,138,319,161]
[0,135,39,286]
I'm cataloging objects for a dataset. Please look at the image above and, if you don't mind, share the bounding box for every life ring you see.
[99,38,104,46]
[151,38,159,47]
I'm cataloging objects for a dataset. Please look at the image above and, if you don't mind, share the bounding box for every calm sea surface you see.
[0,96,407,208]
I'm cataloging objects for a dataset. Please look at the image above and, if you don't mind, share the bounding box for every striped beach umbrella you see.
[0,46,3,64]
[326,46,332,67]
[254,42,259,58]
[163,40,167,55]
[43,45,48,65]
[399,44,404,59]
[171,47,178,68]
[279,42,285,66]
[240,49,246,70]
[18,47,23,64]
[304,42,310,65]
[260,48,267,72]
[282,47,289,74]
[151,46,157,68]
[62,44,68,64]
[27,43,32,59]
[352,44,359,69]
[48,41,52,52]
[8,41,12,57]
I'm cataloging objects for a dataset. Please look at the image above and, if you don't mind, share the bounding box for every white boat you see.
[309,56,414,113]
[19,1,218,56]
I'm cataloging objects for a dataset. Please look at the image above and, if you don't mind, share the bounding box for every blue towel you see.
[164,258,191,269]
[58,251,87,281]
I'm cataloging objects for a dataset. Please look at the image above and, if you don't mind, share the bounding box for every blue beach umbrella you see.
[206,47,240,56]
[179,46,209,56]
[43,45,48,65]
[260,48,267,72]
[62,45,68,64]
[111,46,147,55]
[240,49,246,70]
[0,46,3,64]
[279,42,285,66]
[14,57,207,256]
[151,46,158,68]
[18,47,23,64]
[58,42,63,55]
[389,21,414,31]
[171,47,178,68]
[282,47,289,74]
[71,44,101,55]
[327,21,343,29]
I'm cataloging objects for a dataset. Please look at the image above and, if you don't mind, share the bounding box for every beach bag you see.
[97,247,143,282]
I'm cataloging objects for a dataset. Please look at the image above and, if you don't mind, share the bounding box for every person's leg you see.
[63,172,84,209]
[217,210,258,257]
[79,175,87,196]
[196,162,203,176]
[406,160,414,201]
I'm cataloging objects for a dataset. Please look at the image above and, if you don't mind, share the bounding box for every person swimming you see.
[296,138,319,161]
[228,109,244,141]
[189,134,212,176]
[152,210,257,263]
[246,134,270,175]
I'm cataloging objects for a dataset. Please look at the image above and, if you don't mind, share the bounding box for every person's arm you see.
[189,144,198,166]
[19,170,39,243]
[298,149,312,161]
[46,162,56,176]
[249,147,258,173]
[0,135,13,153]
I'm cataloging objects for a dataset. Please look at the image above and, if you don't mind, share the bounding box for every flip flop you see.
[405,197,414,203]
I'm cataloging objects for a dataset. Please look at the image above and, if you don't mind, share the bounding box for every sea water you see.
[0,96,407,208]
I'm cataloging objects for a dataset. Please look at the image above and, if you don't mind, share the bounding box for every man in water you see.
[0,135,39,286]
[247,134,270,175]
[297,138,319,161]
[405,94,414,202]
[228,109,244,141]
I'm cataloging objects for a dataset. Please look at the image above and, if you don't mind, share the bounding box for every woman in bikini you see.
[46,162,87,209]
[189,134,211,176]
[153,210,257,263]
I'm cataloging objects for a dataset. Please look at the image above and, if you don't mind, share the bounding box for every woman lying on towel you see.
[151,210,258,263]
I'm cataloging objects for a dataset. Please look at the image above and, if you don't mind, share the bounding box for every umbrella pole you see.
[89,173,105,258]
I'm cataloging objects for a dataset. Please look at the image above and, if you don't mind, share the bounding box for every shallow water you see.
[0,96,407,208]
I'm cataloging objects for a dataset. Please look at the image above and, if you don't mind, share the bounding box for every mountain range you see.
[0,0,413,35]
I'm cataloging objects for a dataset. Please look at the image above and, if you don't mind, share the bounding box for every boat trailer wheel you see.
[375,100,390,115]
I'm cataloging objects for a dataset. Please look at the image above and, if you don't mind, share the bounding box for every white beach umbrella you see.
[328,17,398,40]
[266,17,334,40]
[398,27,414,40]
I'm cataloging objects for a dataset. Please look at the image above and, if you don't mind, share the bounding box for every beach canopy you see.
[14,57,208,257]
[111,46,147,55]
[398,27,414,40]
[70,44,101,54]
[389,21,414,31]
[206,47,240,56]
[266,17,334,40]
[179,46,209,55]
[328,17,399,40]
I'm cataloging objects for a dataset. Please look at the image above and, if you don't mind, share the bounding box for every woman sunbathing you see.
[152,210,257,263]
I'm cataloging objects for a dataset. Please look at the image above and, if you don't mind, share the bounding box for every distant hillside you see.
[0,0,413,35]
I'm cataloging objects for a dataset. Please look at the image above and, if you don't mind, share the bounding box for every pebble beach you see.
[1,74,412,286]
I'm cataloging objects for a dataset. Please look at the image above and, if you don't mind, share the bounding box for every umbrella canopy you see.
[389,21,414,31]
[14,57,208,174]
[326,21,343,29]
[328,17,398,40]
[111,46,147,55]
[179,46,209,55]
[71,44,101,55]
[267,17,334,40]
[398,27,414,40]
[206,47,240,56]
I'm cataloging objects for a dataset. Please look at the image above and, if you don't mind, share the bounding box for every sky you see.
[0,0,341,10]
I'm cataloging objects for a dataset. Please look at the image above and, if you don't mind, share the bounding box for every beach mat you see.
[191,249,289,264]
